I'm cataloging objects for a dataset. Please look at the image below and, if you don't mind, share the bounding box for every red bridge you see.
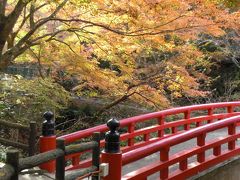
[5,101,240,180]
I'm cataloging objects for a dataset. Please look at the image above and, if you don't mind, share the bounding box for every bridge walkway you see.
[122,127,240,180]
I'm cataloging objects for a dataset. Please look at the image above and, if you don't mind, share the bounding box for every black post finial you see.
[104,118,120,153]
[42,111,55,136]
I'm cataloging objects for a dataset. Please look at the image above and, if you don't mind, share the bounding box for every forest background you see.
[0,0,240,138]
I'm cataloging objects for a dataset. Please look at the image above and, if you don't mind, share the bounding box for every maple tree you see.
[0,0,240,109]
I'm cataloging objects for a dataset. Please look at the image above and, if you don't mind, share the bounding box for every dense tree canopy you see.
[0,0,240,108]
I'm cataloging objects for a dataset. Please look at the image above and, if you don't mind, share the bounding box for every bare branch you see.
[52,17,216,37]
[52,18,125,35]
[129,14,185,34]
[95,91,136,116]
[15,0,68,49]
[31,27,82,43]
[14,3,47,37]
[28,46,45,78]
[135,92,161,110]
[14,42,39,58]
[7,0,32,29]
[50,38,77,55]
[126,24,217,36]
[30,2,35,29]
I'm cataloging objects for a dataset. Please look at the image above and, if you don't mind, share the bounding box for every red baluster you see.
[158,116,165,137]
[171,126,177,134]
[213,145,221,156]
[228,123,236,150]
[207,108,213,124]
[196,121,202,127]
[72,155,80,166]
[179,159,188,171]
[184,111,190,130]
[144,133,150,141]
[160,147,170,180]
[227,106,234,114]
[128,123,135,146]
[197,133,206,163]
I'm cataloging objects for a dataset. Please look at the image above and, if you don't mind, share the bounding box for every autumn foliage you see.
[0,0,240,109]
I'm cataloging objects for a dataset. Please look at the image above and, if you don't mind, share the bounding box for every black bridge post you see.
[42,111,55,136]
[104,118,120,153]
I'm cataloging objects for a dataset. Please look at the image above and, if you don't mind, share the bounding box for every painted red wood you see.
[39,136,56,172]
[128,123,135,146]
[179,158,188,171]
[102,152,122,180]
[160,147,170,180]
[55,101,240,170]
[184,110,190,130]
[122,134,240,180]
[213,145,221,156]
[228,123,236,150]
[61,102,240,143]
[197,133,206,163]
[168,149,240,180]
[207,108,213,123]
[121,116,240,180]
[158,116,164,137]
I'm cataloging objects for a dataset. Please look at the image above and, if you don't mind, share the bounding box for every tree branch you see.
[7,0,32,31]
[15,0,68,49]
[14,3,47,37]
[52,18,125,35]
[135,92,161,110]
[50,38,78,55]
[0,0,32,54]
[0,0,68,66]
[128,14,185,34]
[95,91,137,117]
[0,0,7,16]
[1,41,39,67]
[28,46,45,78]
[31,27,82,43]
[52,17,216,37]
[30,2,35,29]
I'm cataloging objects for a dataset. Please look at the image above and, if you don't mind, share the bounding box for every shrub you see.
[0,74,70,125]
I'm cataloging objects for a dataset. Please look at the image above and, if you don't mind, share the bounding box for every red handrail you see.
[122,115,240,180]
[122,115,240,164]
[57,101,240,170]
[60,102,240,143]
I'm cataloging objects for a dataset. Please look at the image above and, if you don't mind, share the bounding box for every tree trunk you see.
[0,18,7,53]
[0,54,12,71]
[0,0,28,70]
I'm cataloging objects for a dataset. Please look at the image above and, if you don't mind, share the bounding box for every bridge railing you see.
[58,101,240,170]
[120,115,240,180]
[0,120,37,156]
[0,133,101,180]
